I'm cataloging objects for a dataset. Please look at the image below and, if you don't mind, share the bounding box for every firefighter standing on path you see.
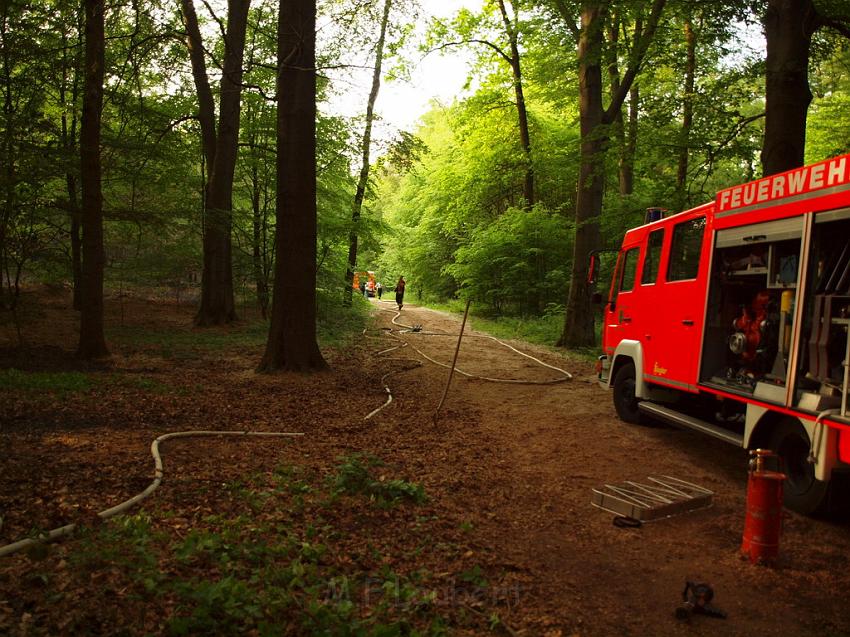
[395,276,406,311]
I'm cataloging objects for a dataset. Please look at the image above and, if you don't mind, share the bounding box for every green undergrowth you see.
[0,368,177,396]
[106,321,269,359]
[0,368,91,394]
[317,293,371,348]
[421,300,599,360]
[30,454,504,636]
[329,453,427,507]
[103,294,369,359]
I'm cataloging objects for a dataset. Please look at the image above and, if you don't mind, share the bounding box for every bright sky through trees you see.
[325,0,480,143]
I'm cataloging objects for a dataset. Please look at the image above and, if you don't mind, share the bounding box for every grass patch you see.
[0,368,91,394]
[105,294,370,357]
[421,300,600,359]
[317,292,371,348]
[107,321,269,357]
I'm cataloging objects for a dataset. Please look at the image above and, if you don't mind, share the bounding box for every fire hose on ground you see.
[0,431,304,558]
[2,301,574,556]
[362,300,573,422]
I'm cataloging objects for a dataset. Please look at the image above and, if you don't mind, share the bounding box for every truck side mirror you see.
[587,254,598,285]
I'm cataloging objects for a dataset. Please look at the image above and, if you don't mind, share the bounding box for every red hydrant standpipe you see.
[740,449,786,565]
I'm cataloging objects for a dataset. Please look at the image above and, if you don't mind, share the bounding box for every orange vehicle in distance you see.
[353,271,376,296]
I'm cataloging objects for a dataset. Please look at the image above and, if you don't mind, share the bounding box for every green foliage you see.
[467,303,566,347]
[317,289,371,346]
[107,321,269,359]
[376,99,578,313]
[0,369,90,394]
[4,0,850,354]
[807,39,850,162]
[331,454,427,507]
[446,205,571,314]
[57,459,476,636]
[71,514,163,588]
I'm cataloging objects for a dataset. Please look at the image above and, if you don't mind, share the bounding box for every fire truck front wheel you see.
[769,419,829,515]
[612,362,643,424]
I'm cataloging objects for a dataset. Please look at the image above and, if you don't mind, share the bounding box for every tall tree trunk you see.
[181,0,250,326]
[60,17,84,310]
[606,12,628,196]
[77,0,108,359]
[70,181,83,309]
[618,14,643,197]
[619,84,638,195]
[0,3,13,310]
[498,0,534,207]
[259,0,327,372]
[761,0,818,175]
[179,0,216,169]
[559,3,604,348]
[676,17,696,207]
[346,0,392,306]
[250,162,269,318]
[558,0,666,348]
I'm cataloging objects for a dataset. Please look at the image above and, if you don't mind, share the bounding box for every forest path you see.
[365,299,850,636]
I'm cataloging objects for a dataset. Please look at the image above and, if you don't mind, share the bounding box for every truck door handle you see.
[682,319,694,326]
[621,316,632,323]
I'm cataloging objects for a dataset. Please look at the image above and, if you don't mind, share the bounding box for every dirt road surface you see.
[1,292,849,635]
[368,301,850,635]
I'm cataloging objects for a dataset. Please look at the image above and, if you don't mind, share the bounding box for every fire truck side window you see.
[667,217,706,281]
[641,229,664,285]
[619,247,639,293]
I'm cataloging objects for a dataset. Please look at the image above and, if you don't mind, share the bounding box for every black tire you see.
[769,419,830,515]
[612,362,643,424]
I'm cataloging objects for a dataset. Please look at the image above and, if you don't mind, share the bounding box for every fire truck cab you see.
[597,153,850,514]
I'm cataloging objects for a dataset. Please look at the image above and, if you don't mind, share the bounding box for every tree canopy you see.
[1,0,848,354]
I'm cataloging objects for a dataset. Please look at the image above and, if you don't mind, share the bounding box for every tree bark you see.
[77,0,108,359]
[259,0,327,372]
[606,12,628,196]
[761,0,818,176]
[59,17,84,310]
[498,0,534,207]
[179,0,216,169]
[182,0,251,326]
[559,3,604,348]
[0,2,14,310]
[676,17,696,207]
[346,0,392,306]
[70,181,83,310]
[558,0,666,348]
[250,161,269,319]
[620,84,638,195]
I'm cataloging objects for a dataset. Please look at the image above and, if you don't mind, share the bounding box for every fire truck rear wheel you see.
[612,362,643,424]
[769,419,830,515]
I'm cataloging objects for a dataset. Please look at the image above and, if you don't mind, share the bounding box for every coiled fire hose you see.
[3,304,573,555]
[362,301,573,422]
[382,303,573,384]
[0,431,304,558]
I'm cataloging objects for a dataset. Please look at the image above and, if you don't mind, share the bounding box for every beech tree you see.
[346,0,393,305]
[180,0,251,326]
[77,0,108,358]
[259,0,327,372]
[762,0,850,175]
[429,0,535,206]
[551,0,666,348]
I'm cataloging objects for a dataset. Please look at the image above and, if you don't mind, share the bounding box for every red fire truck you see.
[595,152,850,514]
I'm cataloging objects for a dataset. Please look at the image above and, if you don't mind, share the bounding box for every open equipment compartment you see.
[699,217,803,402]
[792,208,850,416]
